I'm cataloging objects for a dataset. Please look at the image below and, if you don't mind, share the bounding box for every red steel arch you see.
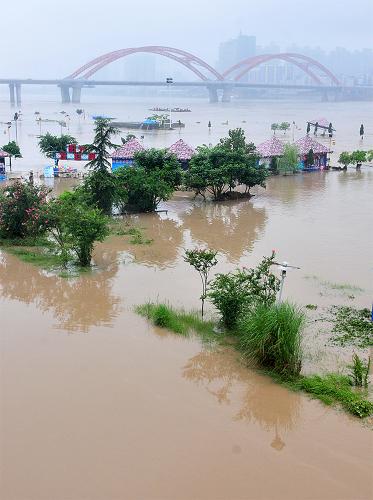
[223,53,340,85]
[68,46,224,81]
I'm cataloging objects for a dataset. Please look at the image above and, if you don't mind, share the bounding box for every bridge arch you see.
[67,46,224,81]
[223,53,340,85]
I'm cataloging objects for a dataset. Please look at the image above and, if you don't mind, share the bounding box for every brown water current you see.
[1,97,373,499]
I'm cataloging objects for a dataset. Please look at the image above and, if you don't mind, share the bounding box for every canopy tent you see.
[257,136,285,159]
[111,138,144,170]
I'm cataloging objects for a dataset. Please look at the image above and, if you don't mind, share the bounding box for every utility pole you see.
[166,77,173,129]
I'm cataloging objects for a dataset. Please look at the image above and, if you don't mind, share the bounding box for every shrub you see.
[48,193,109,267]
[114,149,182,212]
[0,181,51,239]
[208,253,280,328]
[237,302,305,376]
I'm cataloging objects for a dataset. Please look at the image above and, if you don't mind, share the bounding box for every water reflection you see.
[183,347,301,450]
[0,252,121,333]
[181,200,267,262]
[100,215,183,268]
[264,172,328,206]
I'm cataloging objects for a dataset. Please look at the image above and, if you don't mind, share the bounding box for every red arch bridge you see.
[1,46,372,105]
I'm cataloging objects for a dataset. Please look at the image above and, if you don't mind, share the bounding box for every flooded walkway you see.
[1,171,373,499]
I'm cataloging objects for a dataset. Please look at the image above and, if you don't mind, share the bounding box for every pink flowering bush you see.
[0,181,51,239]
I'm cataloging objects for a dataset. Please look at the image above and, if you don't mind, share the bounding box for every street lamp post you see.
[272,261,300,303]
[166,77,173,129]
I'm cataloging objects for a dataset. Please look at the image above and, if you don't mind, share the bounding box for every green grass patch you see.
[136,302,373,419]
[4,246,62,269]
[0,235,52,248]
[111,222,153,245]
[329,305,373,348]
[287,373,373,418]
[136,303,218,343]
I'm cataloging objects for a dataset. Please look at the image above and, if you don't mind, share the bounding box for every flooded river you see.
[1,95,373,499]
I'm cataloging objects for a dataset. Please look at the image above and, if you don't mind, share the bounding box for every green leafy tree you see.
[338,152,351,170]
[278,144,299,174]
[279,122,290,134]
[350,150,366,168]
[48,192,109,267]
[271,123,279,135]
[83,118,119,214]
[2,141,22,169]
[367,150,373,162]
[121,133,136,144]
[38,133,77,163]
[114,149,182,212]
[208,253,280,329]
[185,131,264,201]
[184,248,218,317]
[185,145,235,200]
[0,181,51,239]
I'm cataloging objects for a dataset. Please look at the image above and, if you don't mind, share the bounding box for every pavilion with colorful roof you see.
[168,139,195,169]
[111,138,144,170]
[294,135,331,169]
[257,136,285,159]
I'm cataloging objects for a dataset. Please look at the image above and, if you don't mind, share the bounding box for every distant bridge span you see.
[223,53,341,86]
[68,46,224,81]
[3,48,369,106]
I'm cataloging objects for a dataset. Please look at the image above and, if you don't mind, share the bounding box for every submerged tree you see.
[83,118,119,214]
[38,133,77,164]
[277,144,299,174]
[114,149,182,212]
[185,129,264,200]
[338,152,351,170]
[2,141,22,169]
[184,248,218,318]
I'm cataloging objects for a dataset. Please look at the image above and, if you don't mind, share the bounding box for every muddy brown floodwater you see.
[1,173,373,496]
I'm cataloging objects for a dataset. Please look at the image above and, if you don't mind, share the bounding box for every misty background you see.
[1,0,372,80]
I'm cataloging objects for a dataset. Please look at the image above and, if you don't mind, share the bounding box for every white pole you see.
[278,269,286,303]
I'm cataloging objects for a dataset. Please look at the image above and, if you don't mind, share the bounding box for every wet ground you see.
[1,167,373,499]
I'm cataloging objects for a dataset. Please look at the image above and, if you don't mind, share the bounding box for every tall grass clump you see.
[136,303,216,341]
[348,354,370,387]
[237,302,305,376]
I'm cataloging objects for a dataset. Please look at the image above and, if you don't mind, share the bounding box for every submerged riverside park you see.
[1,96,373,499]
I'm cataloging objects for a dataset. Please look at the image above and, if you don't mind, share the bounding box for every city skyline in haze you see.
[0,0,372,79]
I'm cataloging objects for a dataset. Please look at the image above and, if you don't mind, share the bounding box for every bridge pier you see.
[9,83,15,106]
[207,86,218,103]
[71,86,82,103]
[221,86,233,103]
[60,84,71,103]
[15,84,22,106]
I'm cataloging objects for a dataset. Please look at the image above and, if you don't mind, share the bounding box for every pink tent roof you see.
[0,149,9,158]
[309,117,330,128]
[168,139,195,160]
[111,138,144,159]
[294,136,329,155]
[257,136,285,158]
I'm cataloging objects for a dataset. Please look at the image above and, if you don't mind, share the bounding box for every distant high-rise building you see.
[217,34,256,74]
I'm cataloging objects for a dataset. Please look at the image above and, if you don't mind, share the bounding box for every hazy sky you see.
[1,0,372,77]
